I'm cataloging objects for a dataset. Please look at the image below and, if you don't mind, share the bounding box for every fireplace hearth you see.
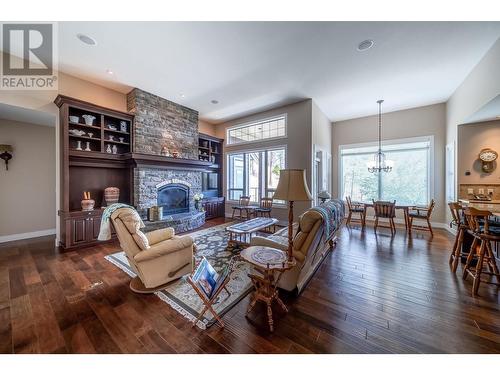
[157,183,190,215]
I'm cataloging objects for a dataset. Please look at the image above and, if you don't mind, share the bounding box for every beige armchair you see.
[250,209,335,294]
[110,207,194,293]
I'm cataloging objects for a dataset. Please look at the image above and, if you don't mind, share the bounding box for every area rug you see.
[104,222,253,329]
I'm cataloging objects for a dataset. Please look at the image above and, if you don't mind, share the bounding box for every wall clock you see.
[478,148,498,173]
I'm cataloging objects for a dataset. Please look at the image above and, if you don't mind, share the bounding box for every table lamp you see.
[318,190,331,203]
[273,169,312,260]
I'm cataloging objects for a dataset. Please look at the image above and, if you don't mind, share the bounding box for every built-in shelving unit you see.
[55,95,135,250]
[198,133,225,218]
[198,134,222,166]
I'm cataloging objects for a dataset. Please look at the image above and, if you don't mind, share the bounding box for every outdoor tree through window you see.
[227,147,286,204]
[340,139,431,205]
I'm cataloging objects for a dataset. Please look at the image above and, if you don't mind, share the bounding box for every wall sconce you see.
[0,145,13,170]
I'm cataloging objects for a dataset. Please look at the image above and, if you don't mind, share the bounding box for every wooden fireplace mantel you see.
[130,152,216,171]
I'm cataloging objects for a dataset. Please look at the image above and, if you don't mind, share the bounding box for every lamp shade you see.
[318,190,331,200]
[273,169,312,202]
[0,145,13,153]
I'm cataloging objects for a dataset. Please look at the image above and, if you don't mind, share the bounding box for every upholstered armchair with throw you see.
[110,207,194,293]
[250,209,334,293]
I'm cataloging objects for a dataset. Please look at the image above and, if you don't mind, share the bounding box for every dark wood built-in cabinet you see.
[199,133,225,218]
[56,96,226,250]
[203,197,225,219]
[56,95,135,250]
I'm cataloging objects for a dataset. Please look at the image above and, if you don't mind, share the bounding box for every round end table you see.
[240,246,296,332]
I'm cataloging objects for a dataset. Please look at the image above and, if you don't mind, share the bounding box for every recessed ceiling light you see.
[357,39,374,52]
[211,100,219,104]
[106,69,114,75]
[180,94,186,98]
[77,33,97,46]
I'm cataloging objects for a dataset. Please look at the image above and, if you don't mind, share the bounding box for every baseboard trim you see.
[352,217,455,234]
[0,229,56,244]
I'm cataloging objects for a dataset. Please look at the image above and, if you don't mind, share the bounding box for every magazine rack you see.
[187,257,236,328]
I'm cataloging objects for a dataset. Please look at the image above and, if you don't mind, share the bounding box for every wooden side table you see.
[240,246,296,332]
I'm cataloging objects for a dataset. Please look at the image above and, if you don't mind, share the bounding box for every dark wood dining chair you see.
[462,207,500,296]
[448,202,467,273]
[346,196,366,227]
[254,197,273,218]
[373,200,396,235]
[408,199,435,236]
[231,196,252,220]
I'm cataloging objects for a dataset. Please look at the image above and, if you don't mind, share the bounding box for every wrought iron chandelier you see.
[368,99,393,173]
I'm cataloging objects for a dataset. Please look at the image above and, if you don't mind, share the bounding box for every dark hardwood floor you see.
[1,219,500,354]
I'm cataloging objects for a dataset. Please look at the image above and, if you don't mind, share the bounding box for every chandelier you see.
[367,99,393,173]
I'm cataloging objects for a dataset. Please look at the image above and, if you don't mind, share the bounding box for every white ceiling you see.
[0,103,56,127]
[51,22,500,123]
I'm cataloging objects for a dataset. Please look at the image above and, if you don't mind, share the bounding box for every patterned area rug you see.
[105,222,253,329]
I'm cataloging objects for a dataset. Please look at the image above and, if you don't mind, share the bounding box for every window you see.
[227,115,287,145]
[228,153,244,201]
[227,147,286,203]
[340,137,432,205]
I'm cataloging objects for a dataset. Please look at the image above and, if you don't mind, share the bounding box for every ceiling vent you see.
[357,39,374,51]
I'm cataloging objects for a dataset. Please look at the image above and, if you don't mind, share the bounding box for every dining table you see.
[355,201,416,230]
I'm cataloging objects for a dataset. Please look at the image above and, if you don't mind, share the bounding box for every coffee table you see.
[226,217,278,248]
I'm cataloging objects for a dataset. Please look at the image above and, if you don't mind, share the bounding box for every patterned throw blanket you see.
[98,203,138,241]
[310,199,345,241]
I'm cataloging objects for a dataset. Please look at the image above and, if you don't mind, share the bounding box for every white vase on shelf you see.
[106,144,112,153]
[85,142,91,152]
[76,140,82,151]
[112,145,117,154]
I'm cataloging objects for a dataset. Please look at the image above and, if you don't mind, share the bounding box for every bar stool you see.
[462,207,500,296]
[448,202,467,273]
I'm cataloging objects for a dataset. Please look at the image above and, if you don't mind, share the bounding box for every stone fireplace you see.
[127,88,207,233]
[157,181,190,215]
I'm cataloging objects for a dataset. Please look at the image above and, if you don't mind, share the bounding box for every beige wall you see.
[0,120,56,239]
[0,52,128,241]
[215,99,313,220]
[446,38,500,222]
[199,120,216,136]
[312,101,333,200]
[458,120,500,184]
[332,103,447,223]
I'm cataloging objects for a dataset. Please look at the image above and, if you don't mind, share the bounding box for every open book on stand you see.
[191,257,230,299]
[187,256,235,328]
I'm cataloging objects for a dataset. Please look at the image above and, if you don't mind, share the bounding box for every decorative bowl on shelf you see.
[108,124,118,131]
[109,135,115,141]
[82,114,96,126]
[69,115,79,123]
[69,129,86,137]
[104,187,120,206]
[81,198,95,211]
[119,137,124,143]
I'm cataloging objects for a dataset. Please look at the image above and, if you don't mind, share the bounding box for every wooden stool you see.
[462,207,500,296]
[448,202,467,273]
